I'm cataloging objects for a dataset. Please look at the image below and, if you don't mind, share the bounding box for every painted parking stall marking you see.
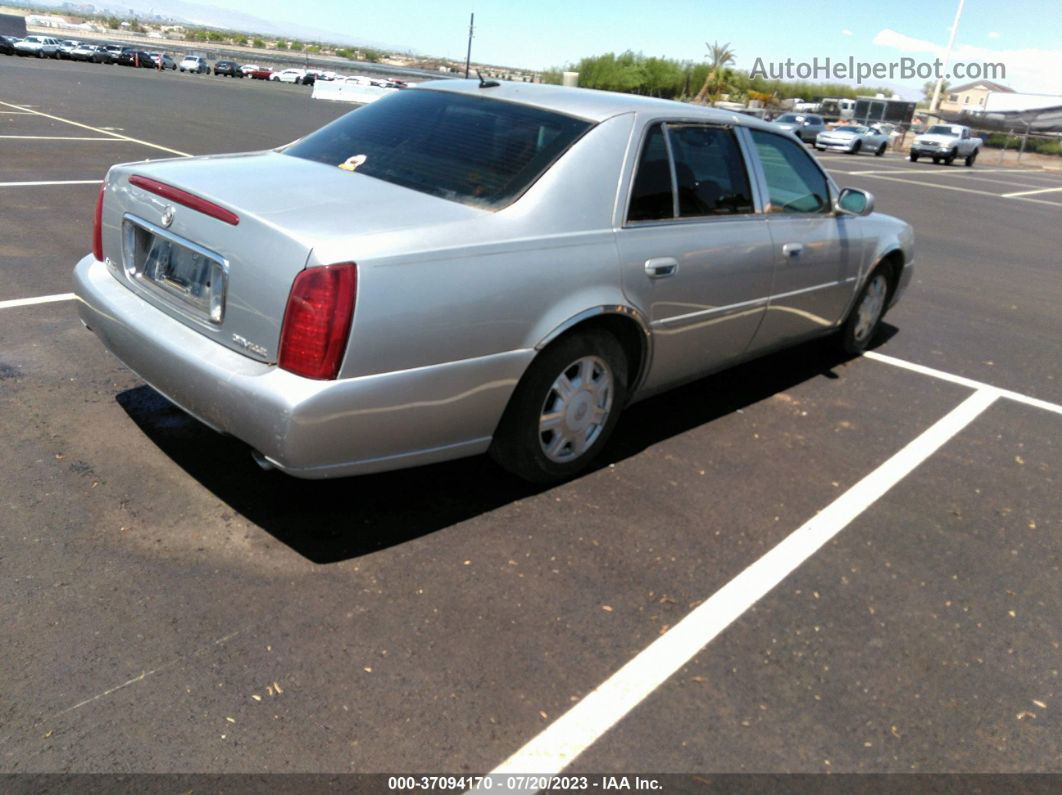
[0,180,102,187]
[1002,186,1062,198]
[0,293,76,310]
[490,388,1002,775]
[0,100,191,157]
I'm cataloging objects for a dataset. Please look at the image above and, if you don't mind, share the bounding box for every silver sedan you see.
[816,125,890,156]
[74,81,914,482]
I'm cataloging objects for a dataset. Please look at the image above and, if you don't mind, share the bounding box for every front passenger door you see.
[746,129,862,350]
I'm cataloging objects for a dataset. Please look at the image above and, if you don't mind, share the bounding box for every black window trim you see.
[623,117,764,228]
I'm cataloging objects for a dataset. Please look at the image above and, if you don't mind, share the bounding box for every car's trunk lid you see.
[100,151,482,365]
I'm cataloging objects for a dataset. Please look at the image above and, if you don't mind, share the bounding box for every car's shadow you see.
[116,327,896,564]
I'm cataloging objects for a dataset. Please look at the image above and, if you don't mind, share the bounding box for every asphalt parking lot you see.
[1,55,1060,780]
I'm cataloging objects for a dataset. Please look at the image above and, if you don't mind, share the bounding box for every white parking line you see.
[0,293,76,310]
[0,135,131,141]
[1002,186,1062,198]
[864,351,1062,417]
[489,388,999,776]
[848,167,1046,177]
[0,100,191,157]
[0,180,101,187]
[840,172,1062,206]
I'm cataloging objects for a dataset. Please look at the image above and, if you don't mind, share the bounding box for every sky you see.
[157,0,1062,97]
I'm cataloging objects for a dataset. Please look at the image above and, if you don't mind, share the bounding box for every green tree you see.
[252,37,265,48]
[693,41,736,103]
[923,79,949,102]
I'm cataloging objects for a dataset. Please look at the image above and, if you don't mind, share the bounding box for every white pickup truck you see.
[909,124,982,166]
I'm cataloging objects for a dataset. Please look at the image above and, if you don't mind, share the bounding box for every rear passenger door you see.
[745,128,862,350]
[617,121,776,392]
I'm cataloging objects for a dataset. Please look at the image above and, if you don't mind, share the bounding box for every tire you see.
[490,329,628,483]
[943,148,957,166]
[875,143,886,156]
[910,152,919,162]
[848,141,861,155]
[932,157,940,164]
[965,149,978,167]
[838,268,891,355]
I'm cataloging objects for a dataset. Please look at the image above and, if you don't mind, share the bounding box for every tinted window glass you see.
[627,124,674,222]
[667,125,753,216]
[284,90,592,209]
[751,130,831,214]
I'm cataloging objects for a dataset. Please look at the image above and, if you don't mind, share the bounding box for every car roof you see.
[414,79,779,130]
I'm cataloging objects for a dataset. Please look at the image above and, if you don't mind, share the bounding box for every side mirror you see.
[836,187,874,216]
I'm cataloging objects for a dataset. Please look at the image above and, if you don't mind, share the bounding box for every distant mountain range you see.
[19,0,408,52]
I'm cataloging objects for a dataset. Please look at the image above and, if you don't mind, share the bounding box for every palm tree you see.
[693,41,736,104]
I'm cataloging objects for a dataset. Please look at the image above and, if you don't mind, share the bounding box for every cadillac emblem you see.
[160,205,175,228]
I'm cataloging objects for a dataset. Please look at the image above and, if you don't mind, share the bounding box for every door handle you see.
[645,257,679,278]
[782,243,804,257]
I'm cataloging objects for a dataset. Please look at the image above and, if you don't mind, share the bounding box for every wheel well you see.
[546,313,648,393]
[876,250,904,300]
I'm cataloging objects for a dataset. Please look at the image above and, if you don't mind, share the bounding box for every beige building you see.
[938,80,1014,113]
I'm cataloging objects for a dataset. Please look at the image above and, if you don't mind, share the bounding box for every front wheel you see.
[490,330,628,483]
[943,148,957,166]
[839,269,891,355]
[848,140,861,155]
[910,151,919,162]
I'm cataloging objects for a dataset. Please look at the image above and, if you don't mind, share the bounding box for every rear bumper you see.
[74,255,533,478]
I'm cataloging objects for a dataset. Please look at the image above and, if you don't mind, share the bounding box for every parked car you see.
[272,68,307,84]
[117,48,156,68]
[815,125,889,156]
[247,66,274,80]
[909,124,982,166]
[57,39,81,59]
[213,60,244,77]
[150,52,176,70]
[69,43,101,62]
[239,63,259,76]
[179,55,209,74]
[13,35,61,58]
[773,113,826,143]
[74,81,913,483]
[0,35,16,56]
[98,44,124,64]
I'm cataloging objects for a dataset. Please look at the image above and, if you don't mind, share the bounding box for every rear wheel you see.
[965,149,978,167]
[875,143,886,156]
[839,268,891,355]
[490,330,628,483]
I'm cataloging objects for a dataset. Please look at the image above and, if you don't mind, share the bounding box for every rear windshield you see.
[283,89,594,209]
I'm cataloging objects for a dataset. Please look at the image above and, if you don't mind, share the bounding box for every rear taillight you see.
[278,264,357,380]
[92,182,105,261]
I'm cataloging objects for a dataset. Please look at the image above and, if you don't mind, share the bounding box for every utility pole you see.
[929,0,966,115]
[464,12,474,78]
